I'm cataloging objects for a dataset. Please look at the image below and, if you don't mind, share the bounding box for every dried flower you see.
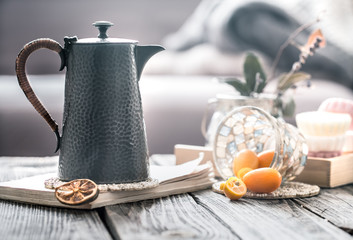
[221,18,326,117]
[305,29,326,49]
[278,28,326,95]
[55,179,99,205]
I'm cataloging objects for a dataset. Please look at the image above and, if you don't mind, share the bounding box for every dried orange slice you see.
[55,179,99,205]
[223,177,247,200]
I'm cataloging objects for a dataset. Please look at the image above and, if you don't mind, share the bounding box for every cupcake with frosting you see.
[318,98,353,154]
[318,98,353,130]
[296,111,351,158]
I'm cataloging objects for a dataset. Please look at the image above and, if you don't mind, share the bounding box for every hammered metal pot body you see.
[59,43,149,184]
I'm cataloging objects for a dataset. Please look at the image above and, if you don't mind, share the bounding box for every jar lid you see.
[75,21,138,44]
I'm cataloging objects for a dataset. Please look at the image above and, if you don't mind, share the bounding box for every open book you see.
[0,154,215,209]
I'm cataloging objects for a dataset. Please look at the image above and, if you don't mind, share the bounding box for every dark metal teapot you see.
[15,21,164,184]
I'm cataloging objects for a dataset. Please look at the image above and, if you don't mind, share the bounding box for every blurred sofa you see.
[1,74,353,156]
[1,0,353,157]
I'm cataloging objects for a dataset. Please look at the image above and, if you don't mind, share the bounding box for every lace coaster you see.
[212,181,320,199]
[45,177,159,193]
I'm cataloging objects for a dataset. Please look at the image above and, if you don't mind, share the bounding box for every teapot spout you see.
[135,45,164,80]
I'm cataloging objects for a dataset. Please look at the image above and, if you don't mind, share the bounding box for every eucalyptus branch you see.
[268,14,324,80]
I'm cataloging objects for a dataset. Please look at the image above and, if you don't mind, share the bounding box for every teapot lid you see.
[75,21,138,44]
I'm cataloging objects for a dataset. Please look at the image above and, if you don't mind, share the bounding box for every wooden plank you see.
[0,200,112,240]
[294,184,353,233]
[295,157,331,187]
[0,156,58,182]
[330,155,353,187]
[191,190,353,240]
[295,154,353,188]
[0,157,113,240]
[103,193,238,240]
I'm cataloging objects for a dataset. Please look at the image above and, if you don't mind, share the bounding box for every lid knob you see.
[93,21,114,39]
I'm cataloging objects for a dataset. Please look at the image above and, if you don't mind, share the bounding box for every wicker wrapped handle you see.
[15,38,66,152]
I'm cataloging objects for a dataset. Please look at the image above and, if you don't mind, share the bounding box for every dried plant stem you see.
[277,37,322,94]
[268,16,323,80]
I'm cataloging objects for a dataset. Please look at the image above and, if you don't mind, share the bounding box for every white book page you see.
[150,153,204,183]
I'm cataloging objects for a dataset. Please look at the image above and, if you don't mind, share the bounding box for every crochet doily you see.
[45,177,159,193]
[212,181,320,199]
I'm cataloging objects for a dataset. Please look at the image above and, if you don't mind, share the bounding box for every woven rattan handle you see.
[15,38,66,152]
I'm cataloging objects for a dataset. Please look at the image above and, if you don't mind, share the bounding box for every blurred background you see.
[0,0,201,75]
[1,0,353,157]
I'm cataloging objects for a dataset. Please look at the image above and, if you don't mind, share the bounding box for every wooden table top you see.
[0,156,352,240]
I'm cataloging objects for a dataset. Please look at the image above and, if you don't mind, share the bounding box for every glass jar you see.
[201,93,280,146]
[213,106,308,182]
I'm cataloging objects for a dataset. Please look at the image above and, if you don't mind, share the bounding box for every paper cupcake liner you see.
[304,134,346,152]
[343,131,353,153]
[296,111,351,136]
